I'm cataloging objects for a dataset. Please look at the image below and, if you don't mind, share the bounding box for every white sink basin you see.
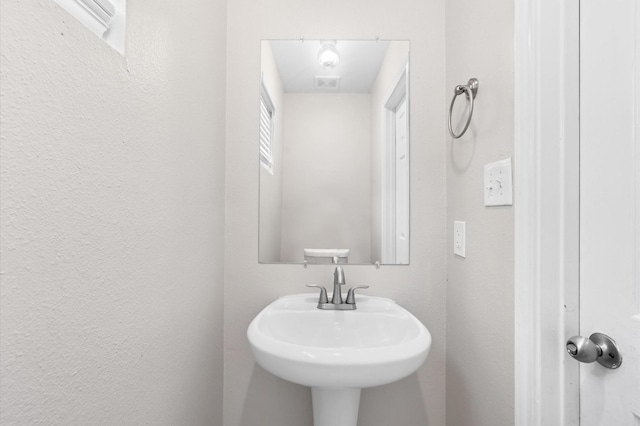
[247,293,431,426]
[248,293,431,388]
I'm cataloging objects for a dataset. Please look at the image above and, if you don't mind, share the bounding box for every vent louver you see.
[314,76,341,90]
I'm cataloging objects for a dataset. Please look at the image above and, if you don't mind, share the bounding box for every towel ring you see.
[448,78,479,139]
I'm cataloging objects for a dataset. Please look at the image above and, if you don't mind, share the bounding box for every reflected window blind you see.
[259,83,275,173]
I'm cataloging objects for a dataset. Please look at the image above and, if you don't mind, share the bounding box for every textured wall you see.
[225,0,447,424]
[445,0,515,424]
[0,1,226,424]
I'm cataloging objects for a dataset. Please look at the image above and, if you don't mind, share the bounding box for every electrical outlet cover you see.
[484,158,513,206]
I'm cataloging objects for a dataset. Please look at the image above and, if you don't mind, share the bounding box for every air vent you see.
[314,76,341,90]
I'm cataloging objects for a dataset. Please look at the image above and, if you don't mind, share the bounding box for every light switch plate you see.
[454,221,466,258]
[484,158,513,206]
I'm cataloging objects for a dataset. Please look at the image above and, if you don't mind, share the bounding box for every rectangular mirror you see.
[259,39,410,265]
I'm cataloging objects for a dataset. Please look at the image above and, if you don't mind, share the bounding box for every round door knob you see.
[566,335,600,363]
[566,332,622,369]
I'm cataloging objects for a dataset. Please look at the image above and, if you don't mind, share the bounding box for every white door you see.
[381,65,409,265]
[394,97,409,264]
[579,0,640,423]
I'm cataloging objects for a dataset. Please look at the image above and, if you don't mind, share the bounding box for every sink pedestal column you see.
[311,387,361,426]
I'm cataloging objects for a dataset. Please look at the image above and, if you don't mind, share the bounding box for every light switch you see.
[484,158,513,206]
[454,221,466,258]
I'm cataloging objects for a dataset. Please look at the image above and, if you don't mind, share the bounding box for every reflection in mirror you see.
[259,39,410,265]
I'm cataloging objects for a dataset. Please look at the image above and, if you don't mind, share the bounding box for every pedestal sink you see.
[247,293,431,426]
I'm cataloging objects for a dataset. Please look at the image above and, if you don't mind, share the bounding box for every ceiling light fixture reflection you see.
[318,41,340,69]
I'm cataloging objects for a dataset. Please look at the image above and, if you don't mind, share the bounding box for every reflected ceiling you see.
[269,40,391,93]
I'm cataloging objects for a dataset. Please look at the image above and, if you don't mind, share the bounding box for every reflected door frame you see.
[381,63,409,264]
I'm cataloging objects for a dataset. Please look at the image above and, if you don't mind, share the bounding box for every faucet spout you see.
[334,265,345,285]
[331,266,346,304]
[307,266,367,310]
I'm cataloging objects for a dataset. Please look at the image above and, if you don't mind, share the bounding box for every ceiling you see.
[268,40,391,93]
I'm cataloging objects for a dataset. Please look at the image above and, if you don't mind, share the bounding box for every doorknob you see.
[566,332,622,369]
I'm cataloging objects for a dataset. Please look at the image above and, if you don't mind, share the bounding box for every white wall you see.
[0,1,226,424]
[1,0,519,423]
[280,93,372,264]
[445,0,515,424]
[225,0,446,424]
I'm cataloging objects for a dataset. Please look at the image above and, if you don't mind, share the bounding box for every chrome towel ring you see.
[448,78,479,139]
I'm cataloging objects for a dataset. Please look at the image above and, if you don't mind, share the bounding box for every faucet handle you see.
[345,285,369,305]
[306,285,329,304]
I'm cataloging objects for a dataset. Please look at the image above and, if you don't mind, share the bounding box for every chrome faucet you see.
[306,266,369,310]
[331,265,346,304]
